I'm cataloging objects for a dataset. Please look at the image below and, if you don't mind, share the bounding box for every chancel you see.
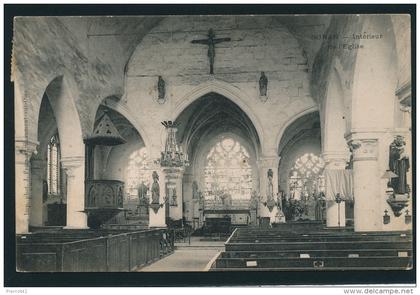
[12,14,412,273]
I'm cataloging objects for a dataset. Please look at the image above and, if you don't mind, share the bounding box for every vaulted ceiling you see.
[175,92,261,157]
[13,15,331,98]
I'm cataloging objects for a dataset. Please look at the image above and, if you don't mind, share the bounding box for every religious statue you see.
[389,135,410,194]
[250,190,259,210]
[138,182,149,204]
[157,76,166,104]
[192,181,199,199]
[267,169,274,200]
[276,192,283,212]
[198,191,205,210]
[117,186,124,207]
[191,28,231,75]
[259,71,268,98]
[151,171,160,204]
[169,188,178,206]
[315,194,323,221]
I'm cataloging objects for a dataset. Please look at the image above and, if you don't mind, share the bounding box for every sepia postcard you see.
[5,4,415,287]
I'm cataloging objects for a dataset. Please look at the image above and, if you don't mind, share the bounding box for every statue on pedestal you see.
[151,171,160,204]
[198,191,205,210]
[389,135,410,194]
[170,188,178,206]
[267,169,274,200]
[138,182,149,205]
[250,190,259,210]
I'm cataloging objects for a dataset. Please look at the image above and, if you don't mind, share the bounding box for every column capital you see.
[257,155,280,168]
[61,156,84,177]
[347,138,378,161]
[15,138,39,157]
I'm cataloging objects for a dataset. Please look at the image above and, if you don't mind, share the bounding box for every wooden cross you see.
[191,28,231,75]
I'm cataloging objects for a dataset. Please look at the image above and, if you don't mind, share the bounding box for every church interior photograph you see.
[8,8,414,281]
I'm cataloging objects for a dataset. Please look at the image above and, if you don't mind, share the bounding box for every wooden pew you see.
[16,229,171,272]
[211,227,413,271]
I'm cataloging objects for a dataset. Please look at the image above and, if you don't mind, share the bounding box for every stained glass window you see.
[203,138,253,200]
[126,147,151,199]
[47,134,60,195]
[289,153,325,199]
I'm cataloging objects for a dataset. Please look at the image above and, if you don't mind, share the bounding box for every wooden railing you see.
[16,229,172,272]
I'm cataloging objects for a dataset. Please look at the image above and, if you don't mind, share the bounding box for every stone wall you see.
[126,16,317,156]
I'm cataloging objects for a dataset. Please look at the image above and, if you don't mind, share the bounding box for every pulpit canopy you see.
[85,112,126,146]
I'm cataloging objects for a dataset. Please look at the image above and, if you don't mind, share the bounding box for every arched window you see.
[203,138,253,200]
[289,153,325,199]
[126,147,150,199]
[47,134,61,195]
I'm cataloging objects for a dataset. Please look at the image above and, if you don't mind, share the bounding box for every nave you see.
[12,14,412,273]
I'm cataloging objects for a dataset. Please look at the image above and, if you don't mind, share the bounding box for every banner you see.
[324,169,353,201]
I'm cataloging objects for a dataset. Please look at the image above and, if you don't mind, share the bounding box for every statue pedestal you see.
[149,204,166,228]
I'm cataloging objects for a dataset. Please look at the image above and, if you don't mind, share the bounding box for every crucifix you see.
[191,28,231,75]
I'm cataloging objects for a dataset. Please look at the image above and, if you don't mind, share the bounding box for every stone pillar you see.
[29,158,46,227]
[182,172,194,223]
[163,167,184,221]
[15,139,38,234]
[149,165,166,228]
[257,156,281,221]
[61,156,88,229]
[348,137,381,232]
[323,152,348,227]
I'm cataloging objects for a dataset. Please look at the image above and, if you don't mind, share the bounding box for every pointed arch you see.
[275,106,319,153]
[172,79,264,152]
[100,97,152,150]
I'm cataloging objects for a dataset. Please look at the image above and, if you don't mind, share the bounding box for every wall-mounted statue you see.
[191,28,231,75]
[151,171,160,204]
[389,135,410,194]
[267,168,274,200]
[192,181,199,199]
[259,71,268,101]
[157,76,166,104]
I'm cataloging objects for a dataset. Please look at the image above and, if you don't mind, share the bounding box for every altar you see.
[203,199,250,225]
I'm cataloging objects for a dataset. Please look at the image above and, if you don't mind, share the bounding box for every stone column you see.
[149,164,166,228]
[257,156,282,222]
[29,158,46,227]
[163,167,184,221]
[61,156,88,229]
[348,137,381,232]
[15,139,38,234]
[182,172,194,224]
[323,152,348,227]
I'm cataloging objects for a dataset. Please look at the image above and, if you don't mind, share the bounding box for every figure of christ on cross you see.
[191,28,231,75]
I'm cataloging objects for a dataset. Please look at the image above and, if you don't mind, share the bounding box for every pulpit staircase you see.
[210,223,412,271]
